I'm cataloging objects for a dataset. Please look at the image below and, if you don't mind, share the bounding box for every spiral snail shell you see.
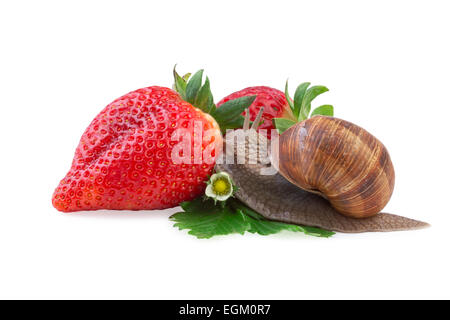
[277,116,395,218]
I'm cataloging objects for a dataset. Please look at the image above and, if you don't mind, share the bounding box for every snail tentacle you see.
[251,107,264,130]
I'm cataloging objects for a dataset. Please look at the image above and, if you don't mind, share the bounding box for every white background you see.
[0,0,449,299]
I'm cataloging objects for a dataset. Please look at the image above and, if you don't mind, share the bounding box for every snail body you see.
[277,116,395,218]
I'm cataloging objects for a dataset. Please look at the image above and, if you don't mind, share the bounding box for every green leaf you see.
[273,118,297,134]
[300,226,336,238]
[170,199,249,239]
[218,115,245,133]
[284,80,295,114]
[230,199,334,237]
[245,216,305,235]
[300,85,329,121]
[173,66,187,100]
[171,197,335,239]
[229,198,263,220]
[245,219,335,238]
[175,68,215,115]
[293,82,310,119]
[182,73,191,82]
[311,104,334,117]
[185,69,204,104]
[180,197,216,213]
[211,95,256,129]
[194,76,214,113]
[207,103,216,114]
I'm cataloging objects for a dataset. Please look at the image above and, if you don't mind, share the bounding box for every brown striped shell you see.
[277,116,395,218]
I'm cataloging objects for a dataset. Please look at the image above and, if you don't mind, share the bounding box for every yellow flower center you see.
[213,179,230,195]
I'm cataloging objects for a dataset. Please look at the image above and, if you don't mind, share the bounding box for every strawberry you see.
[217,86,295,139]
[52,69,255,212]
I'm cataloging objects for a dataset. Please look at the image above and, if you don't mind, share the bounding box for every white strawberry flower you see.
[205,172,234,202]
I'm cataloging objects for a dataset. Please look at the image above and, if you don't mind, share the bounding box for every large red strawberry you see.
[52,69,255,212]
[217,86,294,139]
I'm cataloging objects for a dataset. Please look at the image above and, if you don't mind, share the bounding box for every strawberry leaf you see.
[182,73,191,82]
[173,66,188,100]
[194,76,214,113]
[300,85,329,120]
[170,199,249,239]
[276,81,333,133]
[229,199,334,237]
[218,116,246,132]
[245,215,334,237]
[273,118,297,134]
[211,95,256,130]
[299,226,336,237]
[180,197,216,212]
[284,80,295,114]
[170,197,335,239]
[185,69,204,104]
[311,104,334,117]
[293,82,310,119]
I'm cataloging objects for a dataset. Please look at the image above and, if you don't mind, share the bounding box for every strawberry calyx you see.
[173,66,256,133]
[273,80,334,134]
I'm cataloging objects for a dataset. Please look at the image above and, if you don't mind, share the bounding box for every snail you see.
[216,109,429,233]
[275,116,395,218]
